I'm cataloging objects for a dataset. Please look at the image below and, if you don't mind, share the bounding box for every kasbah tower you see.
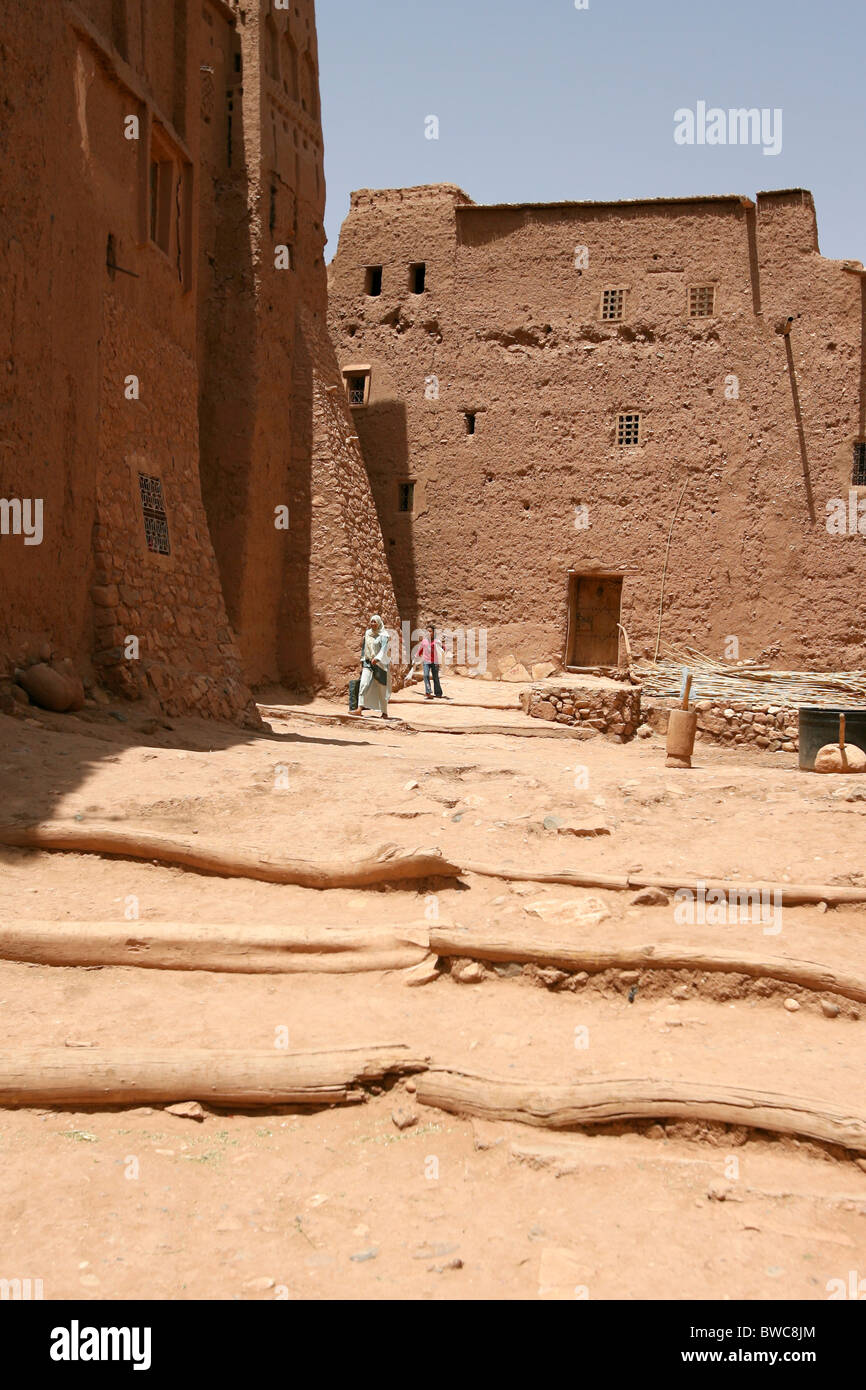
[328,185,866,675]
[0,0,398,721]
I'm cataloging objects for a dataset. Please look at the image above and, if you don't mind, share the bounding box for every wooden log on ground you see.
[463,864,631,890]
[0,1045,429,1108]
[430,927,866,1003]
[0,825,462,889]
[628,874,866,907]
[462,863,866,905]
[416,1070,866,1154]
[0,921,431,974]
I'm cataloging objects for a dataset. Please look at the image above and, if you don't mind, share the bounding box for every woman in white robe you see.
[357,615,391,717]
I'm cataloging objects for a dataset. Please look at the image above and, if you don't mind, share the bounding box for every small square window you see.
[138,473,171,556]
[689,285,716,317]
[617,413,641,447]
[854,442,866,486]
[398,482,415,513]
[601,288,625,322]
[464,412,476,436]
[365,266,383,296]
[343,368,371,406]
[409,263,426,294]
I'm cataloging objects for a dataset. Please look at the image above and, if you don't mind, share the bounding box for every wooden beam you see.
[430,927,866,1003]
[417,1070,866,1154]
[0,825,462,888]
[0,1046,428,1108]
[0,921,431,975]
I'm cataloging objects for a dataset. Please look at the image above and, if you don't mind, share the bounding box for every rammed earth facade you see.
[0,0,398,717]
[328,184,866,673]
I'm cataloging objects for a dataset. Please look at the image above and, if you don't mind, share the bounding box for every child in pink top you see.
[418,625,443,698]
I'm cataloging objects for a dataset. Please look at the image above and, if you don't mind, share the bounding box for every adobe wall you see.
[328,184,866,674]
[0,0,398,718]
[198,0,400,696]
[0,0,256,721]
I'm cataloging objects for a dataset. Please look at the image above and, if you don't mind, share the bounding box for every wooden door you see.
[567,575,622,667]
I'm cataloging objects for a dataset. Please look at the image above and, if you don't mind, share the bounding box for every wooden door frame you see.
[564,569,625,671]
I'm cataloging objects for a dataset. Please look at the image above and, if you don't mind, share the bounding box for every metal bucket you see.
[798,707,866,771]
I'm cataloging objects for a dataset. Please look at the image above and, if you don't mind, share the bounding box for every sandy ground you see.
[1,681,865,1300]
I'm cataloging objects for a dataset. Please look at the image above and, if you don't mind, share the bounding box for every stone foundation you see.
[523,678,642,742]
[645,699,800,753]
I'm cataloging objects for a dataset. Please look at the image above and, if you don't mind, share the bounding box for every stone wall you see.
[645,699,800,753]
[523,679,642,742]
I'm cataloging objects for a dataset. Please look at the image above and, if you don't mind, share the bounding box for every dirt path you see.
[1,700,864,1300]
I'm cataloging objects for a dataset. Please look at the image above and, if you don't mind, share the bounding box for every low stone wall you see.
[523,680,642,742]
[645,699,799,753]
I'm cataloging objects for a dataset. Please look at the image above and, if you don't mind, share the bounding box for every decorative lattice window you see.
[343,369,371,406]
[854,442,866,486]
[689,285,716,317]
[617,413,641,447]
[601,288,625,322]
[138,473,171,556]
[398,482,415,513]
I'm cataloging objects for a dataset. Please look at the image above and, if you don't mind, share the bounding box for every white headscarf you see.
[364,616,389,665]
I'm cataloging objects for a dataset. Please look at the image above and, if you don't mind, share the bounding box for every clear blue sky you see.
[317,0,866,265]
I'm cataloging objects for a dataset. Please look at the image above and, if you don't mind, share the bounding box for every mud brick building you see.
[329,184,866,674]
[0,0,396,718]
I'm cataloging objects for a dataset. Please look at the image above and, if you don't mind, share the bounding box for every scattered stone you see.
[630,886,669,906]
[403,955,440,987]
[403,779,419,791]
[391,1107,417,1131]
[531,662,556,681]
[492,962,523,979]
[429,1258,464,1273]
[350,1248,379,1263]
[783,998,801,1013]
[817,901,828,914]
[244,1276,275,1292]
[619,970,640,986]
[534,966,569,990]
[525,896,610,928]
[542,814,563,831]
[707,1181,740,1202]
[405,1079,417,1094]
[165,1101,207,1122]
[672,985,691,1000]
[555,817,612,838]
[64,1039,95,1048]
[453,961,485,984]
[472,1119,506,1151]
[637,723,653,738]
[821,1000,840,1018]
